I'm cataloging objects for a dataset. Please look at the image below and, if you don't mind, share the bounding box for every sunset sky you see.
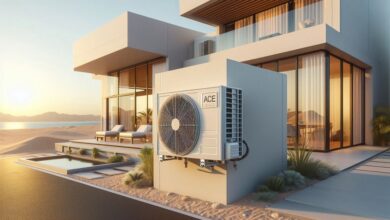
[0,0,212,116]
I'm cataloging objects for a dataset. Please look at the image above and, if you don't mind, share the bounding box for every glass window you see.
[119,68,135,95]
[147,64,153,125]
[107,97,118,130]
[136,64,148,127]
[343,62,352,147]
[279,58,298,146]
[255,3,289,40]
[262,62,278,72]
[295,0,324,30]
[119,95,135,131]
[298,52,326,150]
[107,73,118,96]
[353,66,363,145]
[329,56,341,150]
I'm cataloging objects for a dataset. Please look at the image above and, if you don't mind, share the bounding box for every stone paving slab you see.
[351,169,390,177]
[364,161,390,168]
[356,165,390,173]
[372,157,390,163]
[74,172,104,180]
[95,169,124,176]
[114,166,135,172]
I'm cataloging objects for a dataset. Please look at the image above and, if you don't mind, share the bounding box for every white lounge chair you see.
[96,125,124,141]
[119,125,152,144]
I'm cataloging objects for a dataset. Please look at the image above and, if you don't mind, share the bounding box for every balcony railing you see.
[191,0,324,58]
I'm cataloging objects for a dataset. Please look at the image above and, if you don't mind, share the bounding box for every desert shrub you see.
[122,172,152,188]
[92,148,100,158]
[265,176,285,192]
[139,147,153,181]
[280,170,306,190]
[288,146,312,174]
[107,155,124,163]
[256,191,278,202]
[256,185,271,193]
[78,148,87,156]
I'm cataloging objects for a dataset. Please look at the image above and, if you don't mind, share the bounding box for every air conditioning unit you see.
[157,86,243,161]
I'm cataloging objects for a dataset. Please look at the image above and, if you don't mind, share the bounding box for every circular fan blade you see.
[158,94,200,155]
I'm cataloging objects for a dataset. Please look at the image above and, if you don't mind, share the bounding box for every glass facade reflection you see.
[258,51,365,151]
[104,60,162,131]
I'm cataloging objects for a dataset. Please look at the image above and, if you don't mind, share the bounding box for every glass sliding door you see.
[107,97,118,130]
[353,67,363,145]
[279,58,298,147]
[255,3,289,40]
[342,62,352,147]
[234,16,254,46]
[329,56,341,150]
[119,68,136,131]
[298,52,326,150]
[295,0,324,30]
[136,64,148,127]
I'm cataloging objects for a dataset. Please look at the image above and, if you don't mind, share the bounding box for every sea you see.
[0,121,100,130]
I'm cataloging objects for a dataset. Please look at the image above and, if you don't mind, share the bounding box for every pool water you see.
[36,156,102,170]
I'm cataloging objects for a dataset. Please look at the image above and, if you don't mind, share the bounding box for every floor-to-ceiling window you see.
[342,62,352,147]
[353,66,364,145]
[279,58,298,147]
[104,59,162,132]
[329,56,342,149]
[257,51,365,151]
[298,52,326,150]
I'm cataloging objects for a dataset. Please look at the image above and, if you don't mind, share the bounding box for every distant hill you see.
[0,112,100,122]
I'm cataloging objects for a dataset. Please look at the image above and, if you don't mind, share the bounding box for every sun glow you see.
[2,86,34,115]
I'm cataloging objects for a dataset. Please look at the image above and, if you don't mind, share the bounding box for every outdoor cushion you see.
[111,125,124,132]
[96,131,119,136]
[119,132,146,138]
[137,125,151,133]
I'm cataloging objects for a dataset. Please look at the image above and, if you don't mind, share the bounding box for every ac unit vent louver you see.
[225,88,243,153]
[158,94,201,156]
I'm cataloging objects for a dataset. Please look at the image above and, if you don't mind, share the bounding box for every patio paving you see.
[311,145,387,170]
[271,148,390,220]
[115,165,136,172]
[95,169,125,176]
[74,172,104,180]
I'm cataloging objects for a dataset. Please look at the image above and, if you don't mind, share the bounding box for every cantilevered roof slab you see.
[74,12,203,75]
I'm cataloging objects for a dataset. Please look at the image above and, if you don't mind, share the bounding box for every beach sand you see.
[0,125,98,156]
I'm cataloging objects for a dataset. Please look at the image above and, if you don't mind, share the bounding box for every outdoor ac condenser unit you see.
[157,86,242,161]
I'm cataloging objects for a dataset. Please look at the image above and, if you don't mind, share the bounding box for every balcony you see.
[190,0,325,59]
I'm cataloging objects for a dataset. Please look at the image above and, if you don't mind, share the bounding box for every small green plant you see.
[107,155,124,163]
[92,148,100,158]
[139,147,153,181]
[256,185,271,193]
[78,148,87,156]
[288,145,312,174]
[373,106,390,146]
[122,172,152,188]
[256,191,278,202]
[265,176,285,192]
[280,170,305,190]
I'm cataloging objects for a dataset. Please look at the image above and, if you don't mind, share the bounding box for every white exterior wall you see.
[154,59,286,204]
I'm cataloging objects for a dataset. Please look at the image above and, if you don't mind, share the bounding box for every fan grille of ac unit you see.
[158,94,200,156]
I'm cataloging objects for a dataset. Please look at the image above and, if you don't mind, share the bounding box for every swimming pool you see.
[35,156,103,170]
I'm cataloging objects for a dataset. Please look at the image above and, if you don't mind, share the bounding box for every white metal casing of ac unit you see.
[157,86,243,161]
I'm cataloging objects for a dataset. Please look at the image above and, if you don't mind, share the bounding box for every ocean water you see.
[0,121,100,130]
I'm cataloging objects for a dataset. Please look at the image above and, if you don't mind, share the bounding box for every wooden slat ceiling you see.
[185,0,291,26]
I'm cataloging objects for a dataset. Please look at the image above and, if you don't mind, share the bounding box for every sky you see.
[0,0,213,116]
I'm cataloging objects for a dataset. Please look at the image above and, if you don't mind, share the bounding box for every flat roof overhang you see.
[74,47,162,75]
[180,0,290,26]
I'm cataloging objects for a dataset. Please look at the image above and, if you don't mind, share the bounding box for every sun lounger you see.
[96,125,124,141]
[119,125,152,144]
